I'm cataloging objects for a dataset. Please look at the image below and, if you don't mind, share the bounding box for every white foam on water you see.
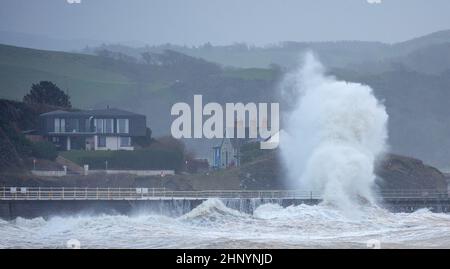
[1,199,450,248]
[179,198,249,224]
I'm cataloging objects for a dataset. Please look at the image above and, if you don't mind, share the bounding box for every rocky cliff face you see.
[376,154,447,191]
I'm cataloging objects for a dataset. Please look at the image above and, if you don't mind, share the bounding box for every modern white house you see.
[39,108,146,151]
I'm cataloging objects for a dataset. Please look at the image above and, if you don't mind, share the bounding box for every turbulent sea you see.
[1,199,450,249]
[2,55,449,249]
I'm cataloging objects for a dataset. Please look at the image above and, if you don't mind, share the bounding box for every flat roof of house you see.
[40,108,144,118]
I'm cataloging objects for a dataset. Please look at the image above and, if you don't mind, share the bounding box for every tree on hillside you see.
[23,81,71,108]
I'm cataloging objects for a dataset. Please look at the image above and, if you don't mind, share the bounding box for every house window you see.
[54,119,60,132]
[105,119,113,133]
[117,119,129,134]
[54,118,65,133]
[97,136,106,148]
[95,119,114,133]
[120,137,131,147]
[95,119,103,133]
[85,119,92,132]
[67,119,79,133]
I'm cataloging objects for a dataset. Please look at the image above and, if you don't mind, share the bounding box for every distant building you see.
[212,123,266,169]
[39,108,146,151]
[212,138,239,169]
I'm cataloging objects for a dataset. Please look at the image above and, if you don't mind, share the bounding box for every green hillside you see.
[3,42,450,168]
[0,45,140,107]
[0,44,276,109]
[0,44,162,107]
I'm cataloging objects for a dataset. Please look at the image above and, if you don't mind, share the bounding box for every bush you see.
[133,127,154,148]
[62,149,184,172]
[108,149,184,171]
[31,141,58,161]
[240,142,265,164]
[2,127,33,157]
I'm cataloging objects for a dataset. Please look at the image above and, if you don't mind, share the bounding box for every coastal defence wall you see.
[1,198,449,220]
[0,199,317,220]
[0,199,206,220]
[0,202,11,219]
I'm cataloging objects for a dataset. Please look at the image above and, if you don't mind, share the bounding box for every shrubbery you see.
[2,127,33,157]
[63,149,184,172]
[133,127,154,148]
[60,136,187,172]
[31,141,58,161]
[240,142,265,164]
[113,149,183,171]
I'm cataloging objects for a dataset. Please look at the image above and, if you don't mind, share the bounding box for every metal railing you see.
[0,187,321,201]
[0,187,448,201]
[378,189,449,199]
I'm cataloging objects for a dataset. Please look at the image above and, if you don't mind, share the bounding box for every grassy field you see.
[0,44,163,108]
[0,44,277,109]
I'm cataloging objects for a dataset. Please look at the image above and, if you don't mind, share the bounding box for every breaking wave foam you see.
[1,199,449,248]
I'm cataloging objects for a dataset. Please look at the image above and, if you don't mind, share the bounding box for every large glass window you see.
[97,136,106,147]
[84,119,91,132]
[95,119,114,133]
[105,119,113,133]
[54,118,60,132]
[120,137,131,147]
[54,118,65,133]
[117,119,129,134]
[66,119,79,133]
[95,119,103,133]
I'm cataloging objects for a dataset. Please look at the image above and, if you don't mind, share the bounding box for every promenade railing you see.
[0,187,447,201]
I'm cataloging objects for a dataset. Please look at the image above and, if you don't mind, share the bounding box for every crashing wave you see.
[179,199,249,224]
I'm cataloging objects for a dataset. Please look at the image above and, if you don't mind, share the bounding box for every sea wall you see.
[0,202,11,219]
[0,198,314,220]
[0,199,204,220]
[1,198,449,220]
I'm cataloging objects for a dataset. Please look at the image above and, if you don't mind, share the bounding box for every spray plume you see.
[280,53,388,211]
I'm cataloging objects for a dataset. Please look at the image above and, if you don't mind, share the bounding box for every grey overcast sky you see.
[1,0,450,46]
